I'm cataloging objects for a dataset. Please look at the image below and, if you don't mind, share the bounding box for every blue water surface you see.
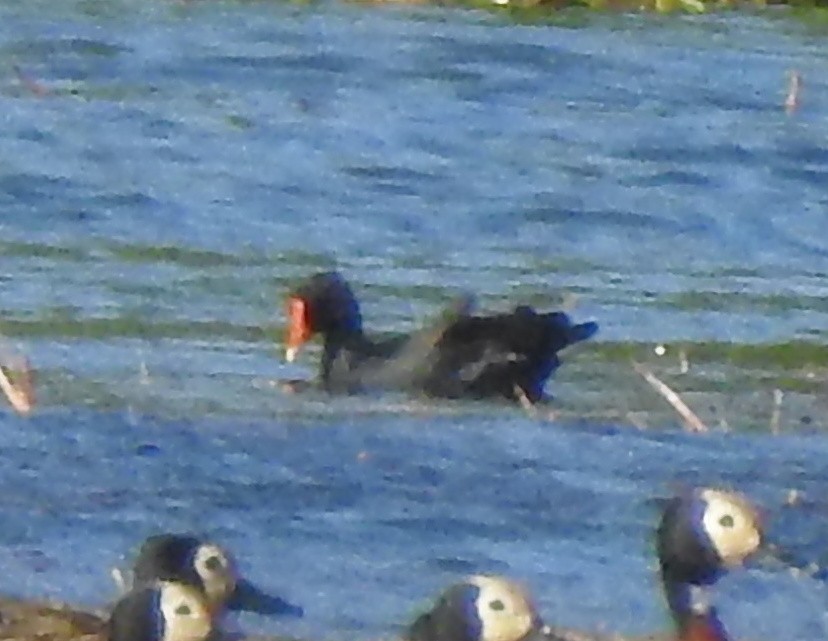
[1,409,827,641]
[0,0,827,639]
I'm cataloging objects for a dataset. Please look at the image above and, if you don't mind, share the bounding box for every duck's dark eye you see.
[489,600,505,611]
[719,515,735,528]
[175,604,192,616]
[204,556,222,571]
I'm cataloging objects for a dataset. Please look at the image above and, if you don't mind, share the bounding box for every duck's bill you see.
[228,578,305,618]
[754,541,826,578]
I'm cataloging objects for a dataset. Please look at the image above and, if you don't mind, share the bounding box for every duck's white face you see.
[158,582,213,641]
[193,543,237,608]
[467,576,539,641]
[700,489,763,567]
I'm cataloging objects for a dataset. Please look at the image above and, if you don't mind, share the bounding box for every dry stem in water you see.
[633,362,707,433]
[0,353,36,415]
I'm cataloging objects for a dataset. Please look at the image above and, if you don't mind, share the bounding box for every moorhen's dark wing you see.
[338,296,476,392]
[421,306,598,402]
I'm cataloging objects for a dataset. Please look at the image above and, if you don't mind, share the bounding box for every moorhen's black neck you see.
[319,328,366,391]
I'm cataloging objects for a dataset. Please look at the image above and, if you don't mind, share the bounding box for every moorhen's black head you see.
[285,271,363,363]
[406,576,545,641]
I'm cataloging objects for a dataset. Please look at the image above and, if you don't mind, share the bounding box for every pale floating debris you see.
[111,567,131,594]
[770,388,783,435]
[785,70,802,115]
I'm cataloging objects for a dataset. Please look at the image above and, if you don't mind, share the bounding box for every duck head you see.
[285,271,363,363]
[407,576,546,641]
[656,488,763,641]
[131,534,302,617]
[108,581,213,641]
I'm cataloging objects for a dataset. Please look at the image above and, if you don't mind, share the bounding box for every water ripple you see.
[0,5,827,640]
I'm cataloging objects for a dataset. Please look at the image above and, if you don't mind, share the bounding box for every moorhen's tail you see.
[542,310,599,351]
[420,305,598,403]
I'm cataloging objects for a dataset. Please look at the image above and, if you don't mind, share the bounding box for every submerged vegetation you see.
[355,0,828,22]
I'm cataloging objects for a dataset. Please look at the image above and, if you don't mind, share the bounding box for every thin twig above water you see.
[0,355,36,416]
[633,362,707,433]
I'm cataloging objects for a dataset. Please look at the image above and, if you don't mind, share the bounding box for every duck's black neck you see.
[320,328,368,390]
[662,573,729,641]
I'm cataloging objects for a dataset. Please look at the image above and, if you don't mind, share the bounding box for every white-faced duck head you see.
[656,488,763,641]
[285,271,362,363]
[132,534,302,617]
[657,488,762,584]
[108,581,213,641]
[406,576,546,641]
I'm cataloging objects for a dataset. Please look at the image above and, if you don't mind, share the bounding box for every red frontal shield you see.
[285,297,311,362]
